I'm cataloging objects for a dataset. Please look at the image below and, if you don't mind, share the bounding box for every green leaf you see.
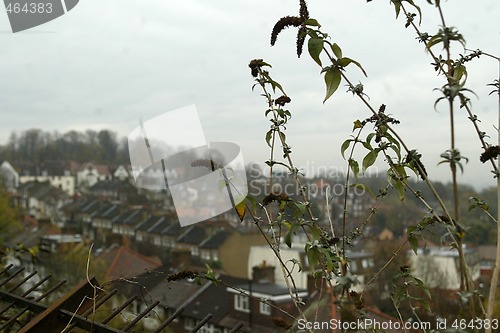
[337,57,367,77]
[285,222,300,248]
[391,0,402,19]
[405,0,422,24]
[351,183,376,199]
[204,263,216,282]
[408,235,419,255]
[308,37,324,66]
[308,225,322,241]
[323,67,342,103]
[269,79,285,94]
[407,225,418,236]
[305,243,320,269]
[352,119,362,131]
[393,286,406,305]
[362,150,377,170]
[341,139,352,159]
[235,200,246,222]
[366,133,376,145]
[265,129,274,148]
[348,158,359,177]
[304,18,321,27]
[394,178,406,201]
[362,141,373,152]
[331,43,342,59]
[291,202,307,216]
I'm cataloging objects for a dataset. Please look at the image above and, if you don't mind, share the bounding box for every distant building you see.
[17,180,69,223]
[0,160,19,192]
[409,246,480,290]
[71,162,110,189]
[16,160,75,196]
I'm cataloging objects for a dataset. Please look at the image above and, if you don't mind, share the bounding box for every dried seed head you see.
[299,0,309,20]
[271,16,303,46]
[275,95,291,106]
[272,317,292,329]
[480,145,500,163]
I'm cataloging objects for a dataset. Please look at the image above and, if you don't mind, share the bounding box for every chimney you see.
[172,248,192,268]
[252,261,275,283]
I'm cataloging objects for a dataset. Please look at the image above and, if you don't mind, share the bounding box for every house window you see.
[350,261,358,272]
[199,323,222,333]
[234,294,250,313]
[260,302,271,315]
[201,250,211,261]
[184,317,196,330]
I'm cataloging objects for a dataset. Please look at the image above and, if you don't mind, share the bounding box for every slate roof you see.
[18,181,68,201]
[14,160,70,177]
[176,226,207,245]
[112,209,144,226]
[183,275,247,322]
[136,215,170,233]
[199,231,231,249]
[93,203,121,219]
[232,281,306,297]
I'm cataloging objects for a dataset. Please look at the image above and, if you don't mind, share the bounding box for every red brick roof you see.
[99,245,162,281]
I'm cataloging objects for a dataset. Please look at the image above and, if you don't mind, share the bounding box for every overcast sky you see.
[1,0,499,189]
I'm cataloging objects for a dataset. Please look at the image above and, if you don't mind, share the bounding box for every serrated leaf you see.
[308,37,324,66]
[341,139,352,159]
[331,43,342,58]
[362,150,377,170]
[323,67,342,103]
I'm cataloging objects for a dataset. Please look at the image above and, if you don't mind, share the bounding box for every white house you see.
[409,246,480,290]
[0,161,19,192]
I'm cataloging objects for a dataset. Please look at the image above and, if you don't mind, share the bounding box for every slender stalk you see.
[486,58,500,331]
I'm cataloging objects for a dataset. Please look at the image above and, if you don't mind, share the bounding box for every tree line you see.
[0,129,130,165]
